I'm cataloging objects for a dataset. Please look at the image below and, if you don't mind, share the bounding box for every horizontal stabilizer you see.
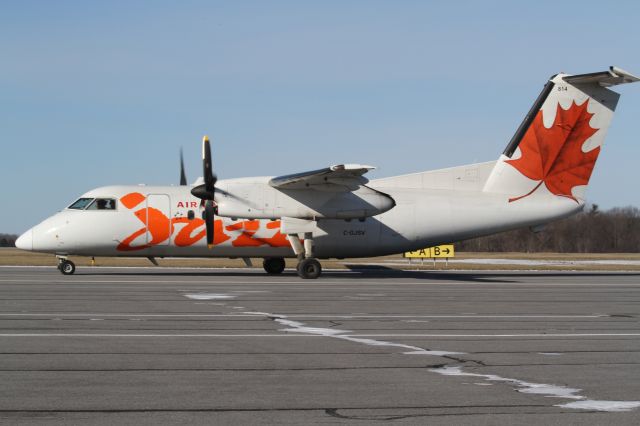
[563,66,640,87]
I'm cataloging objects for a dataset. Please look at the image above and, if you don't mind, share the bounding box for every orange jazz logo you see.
[116,192,289,251]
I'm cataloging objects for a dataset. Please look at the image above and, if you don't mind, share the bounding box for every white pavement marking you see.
[431,365,582,398]
[557,400,640,412]
[429,366,640,413]
[339,333,640,337]
[430,366,640,413]
[282,315,609,319]
[271,317,465,356]
[183,293,237,300]
[0,313,608,318]
[0,313,264,317]
[247,311,640,413]
[0,334,315,337]
[1,333,638,338]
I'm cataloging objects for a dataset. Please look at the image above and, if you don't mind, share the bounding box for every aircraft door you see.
[146,194,171,246]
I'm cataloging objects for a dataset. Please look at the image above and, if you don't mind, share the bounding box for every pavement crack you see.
[441,354,486,367]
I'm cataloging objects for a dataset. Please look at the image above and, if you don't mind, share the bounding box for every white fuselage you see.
[18,161,581,259]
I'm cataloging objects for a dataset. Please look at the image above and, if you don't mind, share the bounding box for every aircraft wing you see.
[269,164,375,191]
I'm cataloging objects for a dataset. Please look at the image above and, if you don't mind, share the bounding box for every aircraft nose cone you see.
[15,229,33,251]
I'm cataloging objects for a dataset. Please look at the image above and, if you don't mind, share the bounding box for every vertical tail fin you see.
[484,66,639,203]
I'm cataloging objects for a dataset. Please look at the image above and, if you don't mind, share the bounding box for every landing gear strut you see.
[287,232,322,279]
[57,258,76,275]
[263,257,286,274]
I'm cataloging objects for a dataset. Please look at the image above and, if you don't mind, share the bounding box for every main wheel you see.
[263,257,286,274]
[59,260,76,275]
[297,258,322,279]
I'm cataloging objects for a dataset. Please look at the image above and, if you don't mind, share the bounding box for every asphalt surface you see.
[0,266,639,425]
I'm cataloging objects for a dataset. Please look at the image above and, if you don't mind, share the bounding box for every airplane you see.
[14,66,639,278]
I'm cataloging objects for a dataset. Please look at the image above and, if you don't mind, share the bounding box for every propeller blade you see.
[190,135,217,249]
[202,136,217,192]
[204,200,215,248]
[191,135,217,200]
[179,148,187,186]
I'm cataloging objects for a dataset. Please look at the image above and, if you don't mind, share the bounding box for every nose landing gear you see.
[57,258,76,275]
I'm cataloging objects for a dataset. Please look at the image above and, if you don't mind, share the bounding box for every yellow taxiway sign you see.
[404,245,455,258]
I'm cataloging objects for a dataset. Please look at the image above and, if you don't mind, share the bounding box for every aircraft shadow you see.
[72,267,640,283]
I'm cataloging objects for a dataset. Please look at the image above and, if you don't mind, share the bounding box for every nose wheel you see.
[57,259,76,275]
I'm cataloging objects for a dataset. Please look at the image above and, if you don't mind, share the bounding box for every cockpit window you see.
[86,198,117,210]
[68,198,94,210]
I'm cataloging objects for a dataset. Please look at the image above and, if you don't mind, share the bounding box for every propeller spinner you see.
[190,136,218,248]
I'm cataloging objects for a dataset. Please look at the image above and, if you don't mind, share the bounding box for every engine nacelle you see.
[215,179,395,220]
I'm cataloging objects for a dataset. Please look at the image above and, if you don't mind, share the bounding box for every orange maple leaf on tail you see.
[506,100,600,202]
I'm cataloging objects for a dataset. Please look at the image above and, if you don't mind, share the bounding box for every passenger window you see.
[187,210,195,220]
[68,198,94,210]
[86,198,117,210]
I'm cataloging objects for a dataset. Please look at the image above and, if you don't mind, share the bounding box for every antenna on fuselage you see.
[179,147,187,186]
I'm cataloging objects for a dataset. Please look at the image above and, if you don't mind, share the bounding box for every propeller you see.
[179,148,187,185]
[204,198,215,246]
[190,136,217,248]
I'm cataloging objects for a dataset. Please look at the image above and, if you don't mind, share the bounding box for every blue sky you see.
[2,0,640,233]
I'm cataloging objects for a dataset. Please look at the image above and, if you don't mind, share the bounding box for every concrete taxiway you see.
[0,266,639,425]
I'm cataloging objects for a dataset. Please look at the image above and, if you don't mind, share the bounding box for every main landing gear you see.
[286,232,322,279]
[57,257,76,275]
[262,256,321,278]
[263,257,286,275]
[296,258,322,279]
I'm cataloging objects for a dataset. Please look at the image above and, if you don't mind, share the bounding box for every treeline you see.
[0,234,17,247]
[457,205,640,253]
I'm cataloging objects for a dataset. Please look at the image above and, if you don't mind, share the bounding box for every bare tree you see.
[0,234,18,247]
